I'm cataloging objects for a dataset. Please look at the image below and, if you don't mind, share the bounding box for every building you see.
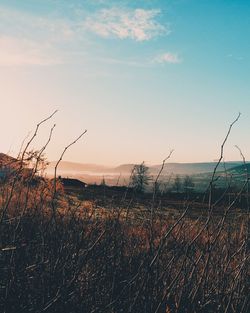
[59,177,87,189]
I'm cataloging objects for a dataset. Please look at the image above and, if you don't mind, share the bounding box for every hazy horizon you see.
[1,1,250,165]
[47,158,247,167]
[2,151,248,168]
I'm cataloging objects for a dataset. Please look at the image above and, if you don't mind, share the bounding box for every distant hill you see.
[47,161,113,173]
[46,160,245,176]
[0,153,33,179]
[225,163,250,176]
[113,164,135,173]
[150,162,244,175]
[1,153,247,186]
[0,153,17,166]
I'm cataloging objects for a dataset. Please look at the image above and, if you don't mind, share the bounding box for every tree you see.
[183,175,194,194]
[173,175,182,193]
[131,162,151,193]
[100,176,106,186]
[154,180,162,195]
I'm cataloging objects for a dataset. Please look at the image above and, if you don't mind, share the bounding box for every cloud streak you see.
[0,6,74,42]
[84,8,168,41]
[0,5,171,67]
[154,52,182,64]
[0,36,63,66]
[0,6,79,66]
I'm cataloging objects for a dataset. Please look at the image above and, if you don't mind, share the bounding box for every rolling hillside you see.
[46,160,244,176]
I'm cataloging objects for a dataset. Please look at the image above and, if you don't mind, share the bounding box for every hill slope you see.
[46,160,244,176]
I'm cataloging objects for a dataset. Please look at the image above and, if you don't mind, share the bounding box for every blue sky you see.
[0,0,250,165]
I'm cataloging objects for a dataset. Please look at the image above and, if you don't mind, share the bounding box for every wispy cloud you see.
[154,52,182,64]
[0,6,74,42]
[226,54,244,61]
[0,36,63,66]
[84,8,168,41]
[96,56,150,68]
[0,5,172,67]
[0,6,79,66]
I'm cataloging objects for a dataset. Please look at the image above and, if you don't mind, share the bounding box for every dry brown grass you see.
[0,162,249,312]
[0,112,249,312]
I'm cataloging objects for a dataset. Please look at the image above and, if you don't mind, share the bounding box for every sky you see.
[0,0,250,165]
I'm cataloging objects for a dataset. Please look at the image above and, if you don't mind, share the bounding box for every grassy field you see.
[0,155,249,313]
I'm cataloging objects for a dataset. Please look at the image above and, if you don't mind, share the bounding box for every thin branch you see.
[52,130,88,215]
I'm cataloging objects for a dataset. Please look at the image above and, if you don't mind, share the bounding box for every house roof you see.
[59,177,87,188]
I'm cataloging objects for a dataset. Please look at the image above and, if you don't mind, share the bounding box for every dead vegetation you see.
[0,112,249,312]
